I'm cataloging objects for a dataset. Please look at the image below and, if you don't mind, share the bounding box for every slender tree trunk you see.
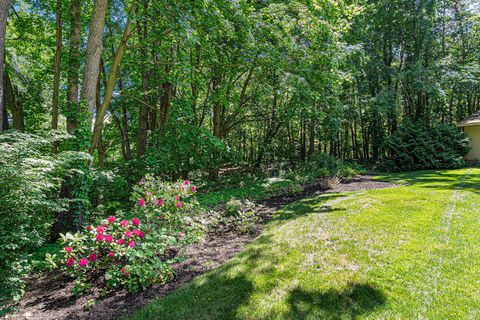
[112,112,127,161]
[1,75,7,130]
[120,89,132,161]
[98,134,106,168]
[191,44,201,123]
[0,0,12,132]
[90,1,137,154]
[308,119,315,158]
[52,0,63,152]
[300,113,306,161]
[159,82,171,131]
[5,72,24,131]
[136,1,149,158]
[67,0,81,134]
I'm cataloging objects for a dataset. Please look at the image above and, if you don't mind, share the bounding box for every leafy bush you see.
[0,131,87,303]
[50,177,203,294]
[296,153,361,182]
[232,210,259,234]
[262,178,304,196]
[144,123,231,178]
[90,169,131,214]
[382,122,469,171]
[224,198,243,216]
[204,199,259,234]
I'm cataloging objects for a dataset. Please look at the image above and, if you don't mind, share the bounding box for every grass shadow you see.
[374,168,480,193]
[286,283,386,320]
[269,194,347,224]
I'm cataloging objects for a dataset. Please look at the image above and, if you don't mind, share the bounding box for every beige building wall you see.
[464,126,480,160]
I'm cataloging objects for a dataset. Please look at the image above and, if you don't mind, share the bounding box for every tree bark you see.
[0,0,12,132]
[80,0,108,117]
[66,0,81,134]
[52,0,63,152]
[90,1,137,154]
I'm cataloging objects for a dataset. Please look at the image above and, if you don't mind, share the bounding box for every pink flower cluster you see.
[135,179,197,211]
[64,215,145,270]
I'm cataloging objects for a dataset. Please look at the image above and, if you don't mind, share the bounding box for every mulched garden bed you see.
[4,175,397,320]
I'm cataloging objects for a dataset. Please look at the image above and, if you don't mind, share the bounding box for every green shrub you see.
[261,178,304,196]
[49,176,203,295]
[232,211,259,234]
[0,131,87,303]
[337,165,358,179]
[144,122,231,178]
[224,198,243,216]
[205,199,259,235]
[297,153,361,181]
[90,169,131,214]
[382,122,469,171]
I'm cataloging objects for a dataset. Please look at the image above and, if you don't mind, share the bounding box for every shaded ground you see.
[5,175,397,320]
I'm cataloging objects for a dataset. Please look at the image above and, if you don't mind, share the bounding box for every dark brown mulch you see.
[5,175,397,320]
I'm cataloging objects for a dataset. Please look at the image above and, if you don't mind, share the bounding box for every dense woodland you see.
[2,0,479,165]
[1,0,480,305]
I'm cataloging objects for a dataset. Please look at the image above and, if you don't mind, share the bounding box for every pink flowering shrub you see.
[51,176,203,295]
[131,175,204,241]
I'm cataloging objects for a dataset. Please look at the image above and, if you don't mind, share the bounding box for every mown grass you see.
[129,168,480,319]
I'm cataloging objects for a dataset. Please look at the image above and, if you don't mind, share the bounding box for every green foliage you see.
[382,122,469,171]
[144,123,230,178]
[262,178,304,196]
[231,210,259,234]
[0,131,87,303]
[205,198,259,235]
[296,153,362,181]
[224,198,244,217]
[90,169,131,215]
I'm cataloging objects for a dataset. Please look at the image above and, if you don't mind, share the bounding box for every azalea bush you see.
[50,177,203,294]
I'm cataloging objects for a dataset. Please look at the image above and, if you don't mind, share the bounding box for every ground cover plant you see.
[129,168,480,319]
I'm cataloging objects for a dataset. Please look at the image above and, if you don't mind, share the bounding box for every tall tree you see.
[0,0,13,132]
[52,0,63,152]
[66,0,81,134]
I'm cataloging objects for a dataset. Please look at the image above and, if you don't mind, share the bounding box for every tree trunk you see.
[67,0,81,134]
[136,1,149,158]
[97,134,106,168]
[5,72,24,131]
[0,0,12,133]
[80,0,108,117]
[308,119,315,158]
[1,75,7,130]
[52,0,62,152]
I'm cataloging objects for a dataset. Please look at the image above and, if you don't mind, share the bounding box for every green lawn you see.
[129,168,480,319]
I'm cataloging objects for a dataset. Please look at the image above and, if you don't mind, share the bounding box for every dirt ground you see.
[4,175,397,320]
